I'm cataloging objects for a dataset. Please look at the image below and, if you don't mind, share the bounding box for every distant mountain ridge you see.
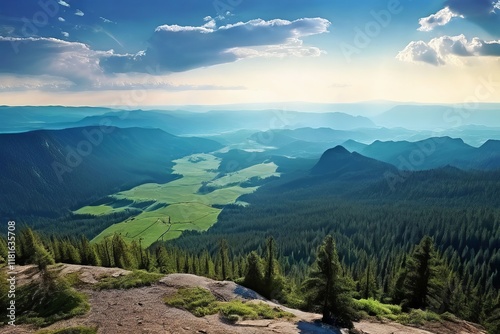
[358,137,500,171]
[0,106,377,135]
[373,105,500,129]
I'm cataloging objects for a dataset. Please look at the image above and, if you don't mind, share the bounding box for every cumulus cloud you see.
[0,37,106,87]
[397,35,500,65]
[418,7,463,31]
[0,17,330,91]
[75,9,84,17]
[0,37,246,91]
[396,40,444,65]
[101,17,331,73]
[58,17,65,22]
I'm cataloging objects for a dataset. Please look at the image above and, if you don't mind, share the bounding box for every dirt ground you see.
[0,265,488,334]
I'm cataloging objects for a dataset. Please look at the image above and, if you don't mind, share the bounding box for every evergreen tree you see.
[21,228,54,271]
[156,245,170,273]
[244,251,264,293]
[302,235,357,328]
[359,260,378,299]
[111,234,134,269]
[402,236,444,310]
[217,239,231,280]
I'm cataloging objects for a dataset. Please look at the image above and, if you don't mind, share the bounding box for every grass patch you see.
[164,287,293,321]
[396,309,441,326]
[353,298,401,317]
[164,287,219,317]
[94,270,163,290]
[219,300,292,321]
[16,277,89,327]
[353,299,441,326]
[37,326,97,334]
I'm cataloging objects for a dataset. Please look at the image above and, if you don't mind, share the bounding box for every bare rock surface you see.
[1,265,488,334]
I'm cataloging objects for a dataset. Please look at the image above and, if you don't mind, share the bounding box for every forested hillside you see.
[169,162,500,331]
[0,127,221,217]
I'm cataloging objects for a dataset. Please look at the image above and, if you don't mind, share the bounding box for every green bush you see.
[164,287,294,321]
[16,276,89,326]
[397,309,440,326]
[440,312,459,322]
[353,298,401,317]
[94,270,162,290]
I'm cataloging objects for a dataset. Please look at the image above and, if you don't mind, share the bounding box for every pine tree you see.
[218,239,231,280]
[111,234,134,269]
[302,235,356,328]
[244,251,264,293]
[156,245,170,273]
[21,228,54,271]
[359,260,378,299]
[402,236,444,310]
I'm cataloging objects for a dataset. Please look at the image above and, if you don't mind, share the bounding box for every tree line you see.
[1,229,499,332]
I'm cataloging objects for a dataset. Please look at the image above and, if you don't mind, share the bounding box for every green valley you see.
[85,153,279,246]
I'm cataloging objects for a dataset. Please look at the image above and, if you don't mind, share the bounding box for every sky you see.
[0,0,499,106]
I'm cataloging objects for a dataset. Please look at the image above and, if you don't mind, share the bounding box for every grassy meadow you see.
[83,153,279,246]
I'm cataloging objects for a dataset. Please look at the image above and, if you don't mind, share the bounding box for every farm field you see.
[86,153,279,246]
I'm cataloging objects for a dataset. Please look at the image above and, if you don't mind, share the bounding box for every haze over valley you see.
[2,0,500,332]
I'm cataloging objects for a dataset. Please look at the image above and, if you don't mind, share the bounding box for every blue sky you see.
[0,0,499,106]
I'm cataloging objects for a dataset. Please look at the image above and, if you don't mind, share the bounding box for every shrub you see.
[16,277,89,326]
[353,298,401,317]
[94,270,162,290]
[164,287,294,321]
[397,309,440,326]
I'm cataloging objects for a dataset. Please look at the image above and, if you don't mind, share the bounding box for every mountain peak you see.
[311,145,395,178]
[324,145,350,156]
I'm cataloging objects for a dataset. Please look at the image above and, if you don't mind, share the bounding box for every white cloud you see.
[58,17,65,22]
[227,38,324,59]
[100,17,115,24]
[397,35,500,65]
[418,7,463,31]
[104,17,331,73]
[0,17,331,91]
[203,19,217,29]
[58,0,70,7]
[396,40,443,66]
[0,75,73,91]
[0,37,248,92]
[0,37,106,87]
[75,9,84,17]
